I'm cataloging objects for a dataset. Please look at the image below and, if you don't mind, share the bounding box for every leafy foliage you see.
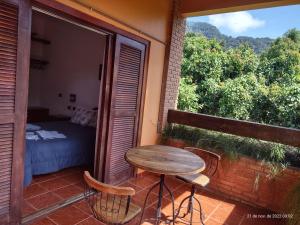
[258,34,300,85]
[178,29,300,129]
[181,33,226,83]
[224,44,259,79]
[162,124,300,168]
[177,77,200,112]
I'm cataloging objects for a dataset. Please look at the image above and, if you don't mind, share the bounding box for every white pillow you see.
[71,107,93,126]
[87,110,98,128]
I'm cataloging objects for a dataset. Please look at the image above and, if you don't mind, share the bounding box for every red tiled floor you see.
[24,184,48,199]
[73,200,92,215]
[30,217,57,225]
[119,181,143,192]
[63,172,84,184]
[41,177,71,191]
[48,205,90,225]
[128,176,158,189]
[27,192,63,210]
[133,189,160,208]
[53,184,83,200]
[23,167,86,217]
[76,216,105,225]
[22,200,36,216]
[32,173,57,184]
[27,168,286,225]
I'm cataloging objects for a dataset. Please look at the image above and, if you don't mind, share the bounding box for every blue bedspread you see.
[24,121,95,186]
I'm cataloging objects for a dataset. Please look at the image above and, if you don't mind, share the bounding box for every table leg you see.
[155,174,165,224]
[139,179,160,225]
[139,174,176,225]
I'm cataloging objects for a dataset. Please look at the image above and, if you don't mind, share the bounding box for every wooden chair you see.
[83,171,141,225]
[175,147,221,225]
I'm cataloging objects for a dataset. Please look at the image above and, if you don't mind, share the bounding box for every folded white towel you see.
[26,132,40,141]
[36,130,66,140]
[26,124,41,131]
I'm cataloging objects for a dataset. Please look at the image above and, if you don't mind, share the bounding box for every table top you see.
[125,145,205,176]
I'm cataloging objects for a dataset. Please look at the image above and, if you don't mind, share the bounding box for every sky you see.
[187,4,300,38]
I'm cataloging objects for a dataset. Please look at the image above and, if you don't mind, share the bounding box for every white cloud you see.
[208,11,265,33]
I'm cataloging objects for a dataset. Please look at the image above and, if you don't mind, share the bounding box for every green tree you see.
[177,76,200,112]
[218,74,262,120]
[258,30,300,85]
[224,44,259,79]
[178,30,300,129]
[285,28,300,45]
[197,78,222,115]
[181,33,227,83]
[267,84,300,128]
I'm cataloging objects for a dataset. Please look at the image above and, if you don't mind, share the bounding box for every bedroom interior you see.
[22,9,107,217]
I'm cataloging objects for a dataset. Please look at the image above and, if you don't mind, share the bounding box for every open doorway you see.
[22,9,107,217]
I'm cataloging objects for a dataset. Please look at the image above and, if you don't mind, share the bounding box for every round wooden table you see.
[125,145,205,225]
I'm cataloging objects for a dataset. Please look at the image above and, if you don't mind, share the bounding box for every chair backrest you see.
[83,171,136,224]
[184,147,221,178]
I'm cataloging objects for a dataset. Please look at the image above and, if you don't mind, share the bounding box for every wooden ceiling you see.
[180,0,300,17]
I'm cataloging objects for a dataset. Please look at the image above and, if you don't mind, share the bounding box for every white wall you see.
[28,12,106,116]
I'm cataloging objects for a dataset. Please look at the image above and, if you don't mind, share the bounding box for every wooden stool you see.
[175,147,221,225]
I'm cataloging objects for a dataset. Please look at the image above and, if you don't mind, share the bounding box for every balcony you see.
[24,107,300,225]
[24,167,284,225]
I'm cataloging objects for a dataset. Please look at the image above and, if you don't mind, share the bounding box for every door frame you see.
[18,0,149,221]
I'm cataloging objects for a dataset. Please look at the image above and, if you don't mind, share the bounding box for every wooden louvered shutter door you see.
[0,0,30,224]
[105,35,146,184]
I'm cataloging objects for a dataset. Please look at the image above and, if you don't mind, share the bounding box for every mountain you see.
[187,22,274,54]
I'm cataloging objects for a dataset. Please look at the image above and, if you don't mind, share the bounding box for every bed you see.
[24,121,96,186]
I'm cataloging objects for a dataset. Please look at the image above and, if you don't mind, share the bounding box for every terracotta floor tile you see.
[22,168,286,225]
[29,217,57,225]
[128,176,159,189]
[172,188,194,205]
[154,197,177,217]
[52,168,80,178]
[53,184,83,200]
[27,192,62,210]
[218,200,248,216]
[209,207,244,225]
[40,177,70,191]
[119,181,143,192]
[63,172,84,184]
[48,205,89,225]
[198,191,222,208]
[164,176,186,191]
[32,173,58,184]
[22,200,36,216]
[205,218,224,225]
[73,181,85,191]
[137,171,160,178]
[73,200,93,215]
[174,197,217,221]
[175,211,205,225]
[24,184,48,199]
[141,207,164,224]
[76,216,105,225]
[133,189,160,208]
